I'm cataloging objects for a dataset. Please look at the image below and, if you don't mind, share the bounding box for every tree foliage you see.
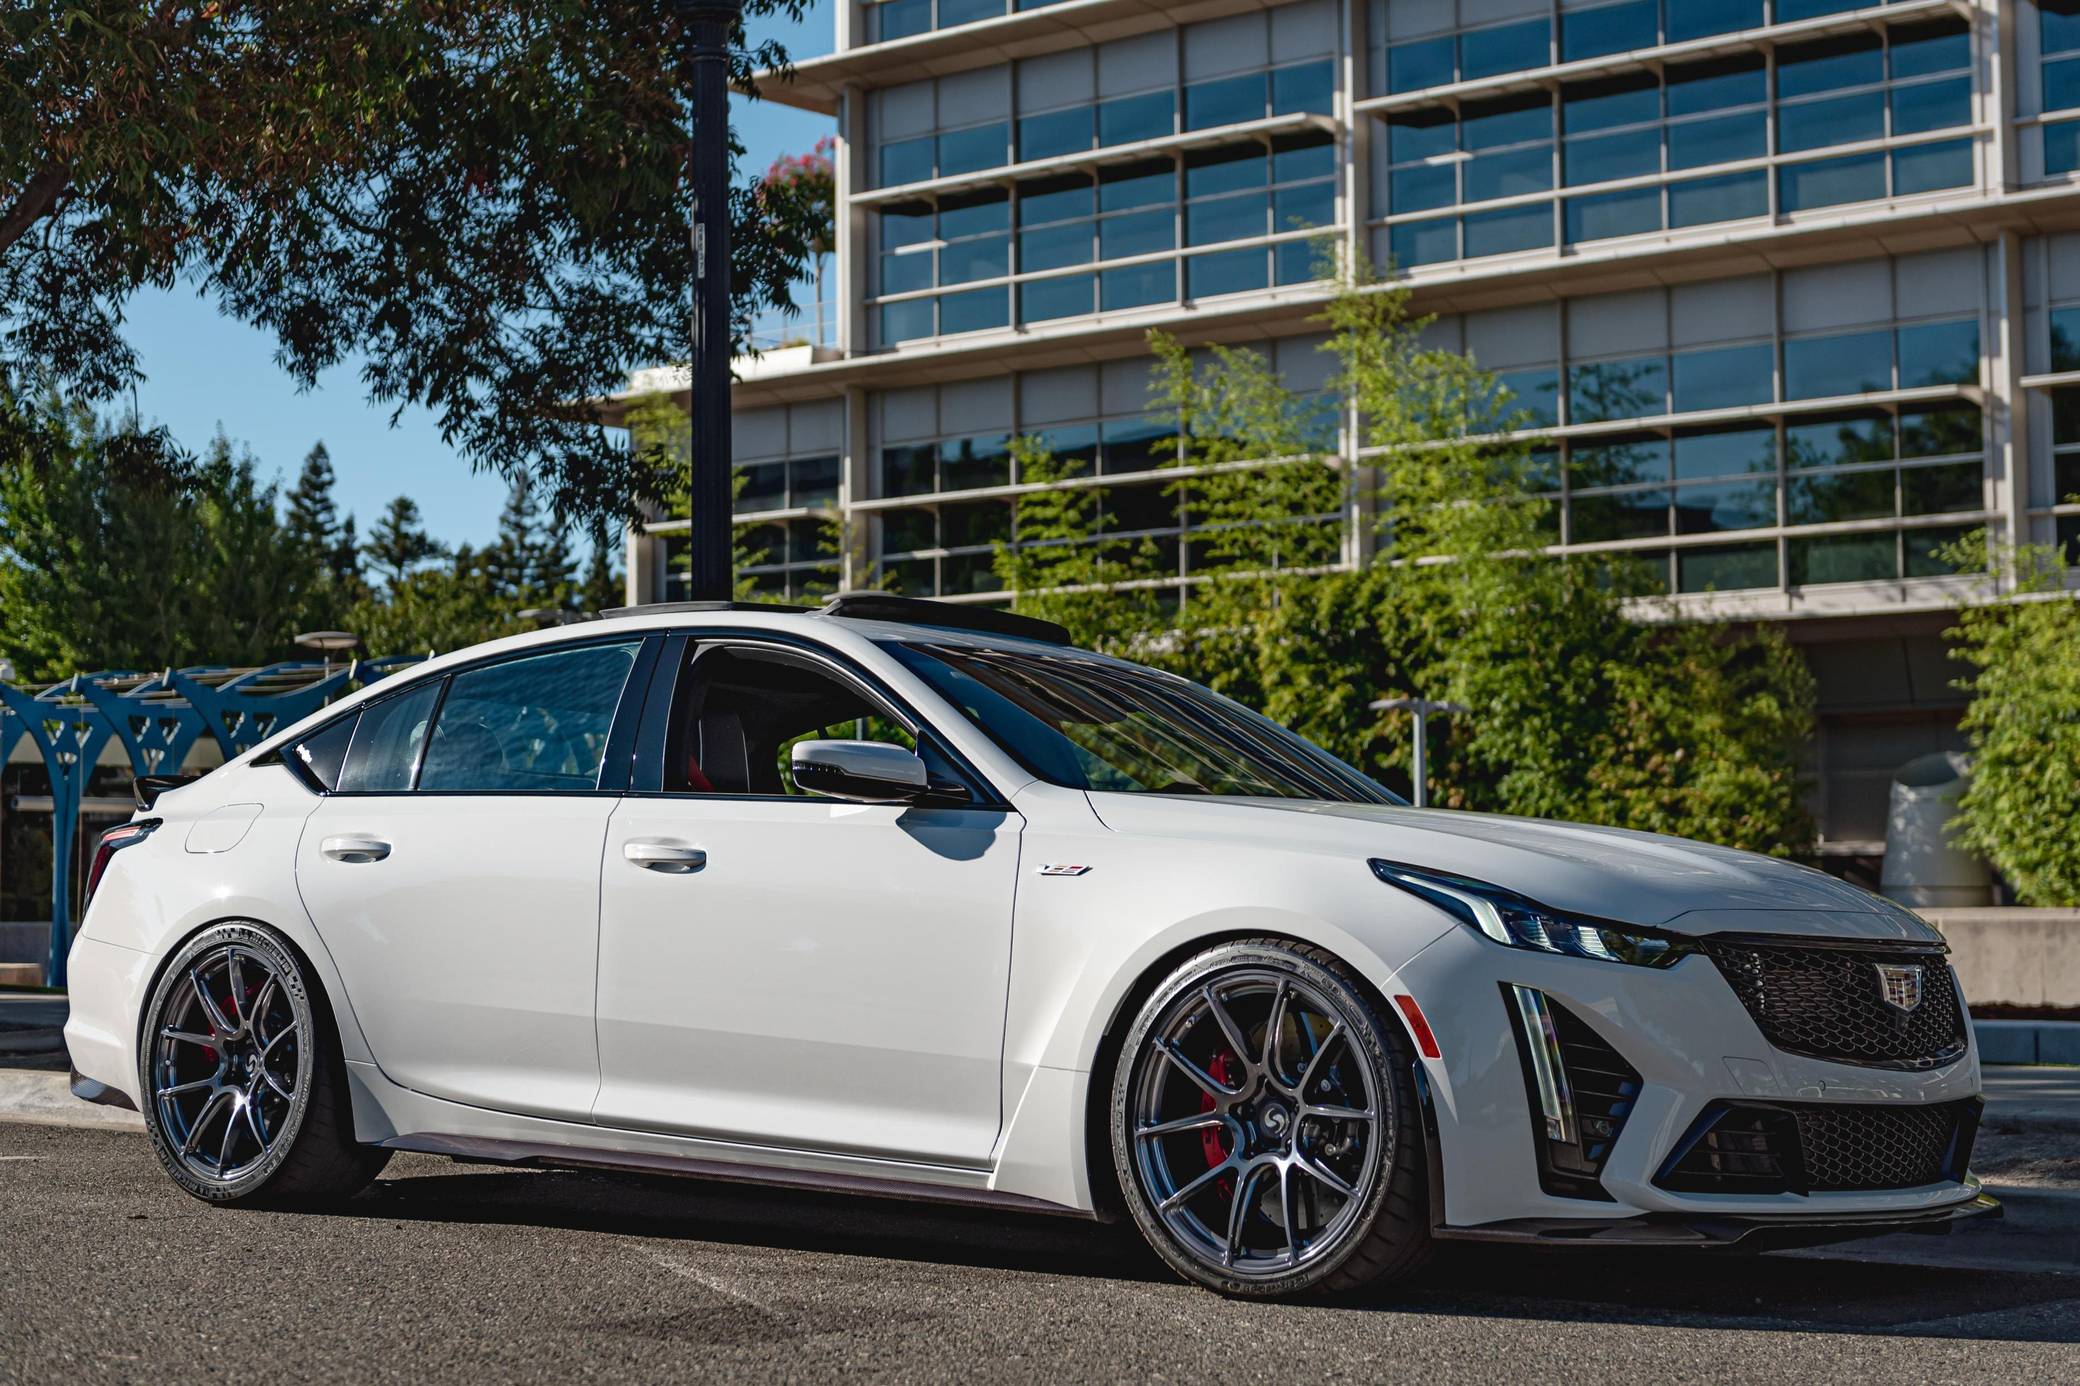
[0,1,824,524]
[0,401,321,679]
[0,399,629,679]
[993,272,1817,855]
[1944,537,2080,904]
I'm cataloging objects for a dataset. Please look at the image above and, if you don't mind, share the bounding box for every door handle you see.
[320,835,392,864]
[623,841,708,874]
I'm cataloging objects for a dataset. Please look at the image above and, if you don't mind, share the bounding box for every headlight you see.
[1368,860,1696,968]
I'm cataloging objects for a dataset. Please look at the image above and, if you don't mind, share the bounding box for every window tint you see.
[291,715,358,792]
[666,645,949,798]
[417,642,640,793]
[337,682,442,794]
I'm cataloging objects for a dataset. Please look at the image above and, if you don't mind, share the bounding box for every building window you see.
[873,131,1338,345]
[1377,16,1974,271]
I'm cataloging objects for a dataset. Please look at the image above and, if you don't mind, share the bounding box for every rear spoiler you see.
[134,774,199,811]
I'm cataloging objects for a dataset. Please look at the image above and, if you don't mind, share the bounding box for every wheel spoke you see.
[156,1078,215,1099]
[1159,1155,1237,1212]
[161,1028,217,1050]
[260,1020,299,1059]
[249,976,279,1043]
[217,1097,240,1170]
[1264,981,1293,1083]
[1279,1162,1300,1267]
[1297,1023,1346,1098]
[1223,1162,1264,1267]
[243,1085,270,1148]
[227,952,246,1028]
[1295,1151,1355,1199]
[1200,986,1253,1072]
[190,969,235,1037]
[261,1067,295,1101]
[1157,1041,1241,1101]
[180,1090,231,1155]
[1137,1112,1226,1140]
[1303,1103,1372,1123]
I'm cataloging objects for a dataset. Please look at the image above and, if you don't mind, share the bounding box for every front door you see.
[294,639,645,1121]
[592,640,1020,1168]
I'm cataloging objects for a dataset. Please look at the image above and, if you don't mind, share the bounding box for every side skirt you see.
[380,1130,1097,1219]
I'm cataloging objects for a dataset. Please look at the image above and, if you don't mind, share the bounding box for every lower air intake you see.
[1655,1097,1982,1195]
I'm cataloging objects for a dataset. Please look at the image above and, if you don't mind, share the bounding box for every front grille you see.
[1700,937,1966,1070]
[1655,1098,1981,1195]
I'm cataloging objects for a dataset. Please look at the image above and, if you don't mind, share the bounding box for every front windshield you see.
[890,643,1401,804]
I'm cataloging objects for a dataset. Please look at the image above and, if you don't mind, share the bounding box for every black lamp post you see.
[681,0,743,602]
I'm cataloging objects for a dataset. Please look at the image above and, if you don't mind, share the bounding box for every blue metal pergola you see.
[0,657,425,987]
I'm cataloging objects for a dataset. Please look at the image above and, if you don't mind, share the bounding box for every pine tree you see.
[283,442,339,556]
[487,477,541,598]
[581,521,623,612]
[330,513,362,588]
[363,495,445,590]
[533,517,576,602]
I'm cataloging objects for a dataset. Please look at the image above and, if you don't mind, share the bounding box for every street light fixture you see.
[1368,696,1467,809]
[295,630,361,678]
[681,0,745,602]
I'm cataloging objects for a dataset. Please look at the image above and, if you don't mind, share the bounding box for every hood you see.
[1085,794,1938,941]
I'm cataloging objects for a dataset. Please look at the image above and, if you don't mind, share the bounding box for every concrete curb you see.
[1977,1019,2080,1067]
[0,1069,142,1131]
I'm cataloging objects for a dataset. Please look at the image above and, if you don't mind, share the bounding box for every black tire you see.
[138,921,390,1206]
[1109,938,1430,1298]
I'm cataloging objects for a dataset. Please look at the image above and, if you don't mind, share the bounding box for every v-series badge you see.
[1037,864,1092,877]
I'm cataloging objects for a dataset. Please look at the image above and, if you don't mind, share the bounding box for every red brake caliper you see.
[1199,1051,1239,1193]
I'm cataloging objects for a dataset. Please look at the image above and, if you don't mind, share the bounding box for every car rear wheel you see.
[139,922,389,1206]
[1110,939,1430,1298]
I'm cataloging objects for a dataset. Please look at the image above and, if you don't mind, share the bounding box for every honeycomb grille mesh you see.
[1700,939,1965,1069]
[1794,1102,1963,1191]
[1655,1099,1978,1195]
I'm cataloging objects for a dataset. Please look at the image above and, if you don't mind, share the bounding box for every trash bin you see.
[1879,751,1992,908]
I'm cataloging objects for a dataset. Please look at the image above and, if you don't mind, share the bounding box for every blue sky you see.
[121,6,836,551]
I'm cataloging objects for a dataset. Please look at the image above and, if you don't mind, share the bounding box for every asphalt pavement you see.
[3,1122,2079,1382]
[6,991,2080,1381]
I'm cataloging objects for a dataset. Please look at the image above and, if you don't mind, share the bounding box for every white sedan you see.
[64,595,1995,1298]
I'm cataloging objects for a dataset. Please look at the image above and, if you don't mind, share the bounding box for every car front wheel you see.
[1110,938,1430,1297]
[139,922,389,1206]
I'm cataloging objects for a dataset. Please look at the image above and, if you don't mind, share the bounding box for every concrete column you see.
[839,82,870,359]
[842,384,871,591]
[1991,230,2029,583]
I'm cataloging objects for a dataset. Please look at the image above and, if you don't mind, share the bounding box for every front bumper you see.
[1392,918,1986,1233]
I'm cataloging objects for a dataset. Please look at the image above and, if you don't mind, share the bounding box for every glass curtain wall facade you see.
[620,0,2080,846]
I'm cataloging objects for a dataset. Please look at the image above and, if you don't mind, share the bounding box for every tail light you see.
[86,818,160,908]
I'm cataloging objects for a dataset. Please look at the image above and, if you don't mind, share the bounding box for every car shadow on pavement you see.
[336,1159,2080,1343]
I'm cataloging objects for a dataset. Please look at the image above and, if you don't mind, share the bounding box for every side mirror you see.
[791,739,930,805]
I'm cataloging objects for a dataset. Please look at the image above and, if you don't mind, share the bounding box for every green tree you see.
[978,269,1816,854]
[581,521,624,613]
[0,2,828,524]
[0,403,319,678]
[282,440,364,600]
[363,496,446,592]
[1944,537,2080,904]
[992,435,1163,652]
[342,547,510,659]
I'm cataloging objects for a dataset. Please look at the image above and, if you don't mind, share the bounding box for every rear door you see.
[294,638,651,1121]
[592,635,1021,1167]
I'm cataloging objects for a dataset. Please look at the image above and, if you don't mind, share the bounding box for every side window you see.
[418,641,641,793]
[337,682,442,794]
[291,714,359,791]
[666,645,942,798]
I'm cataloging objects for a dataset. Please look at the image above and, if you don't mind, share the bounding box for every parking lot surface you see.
[3,1122,2078,1383]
